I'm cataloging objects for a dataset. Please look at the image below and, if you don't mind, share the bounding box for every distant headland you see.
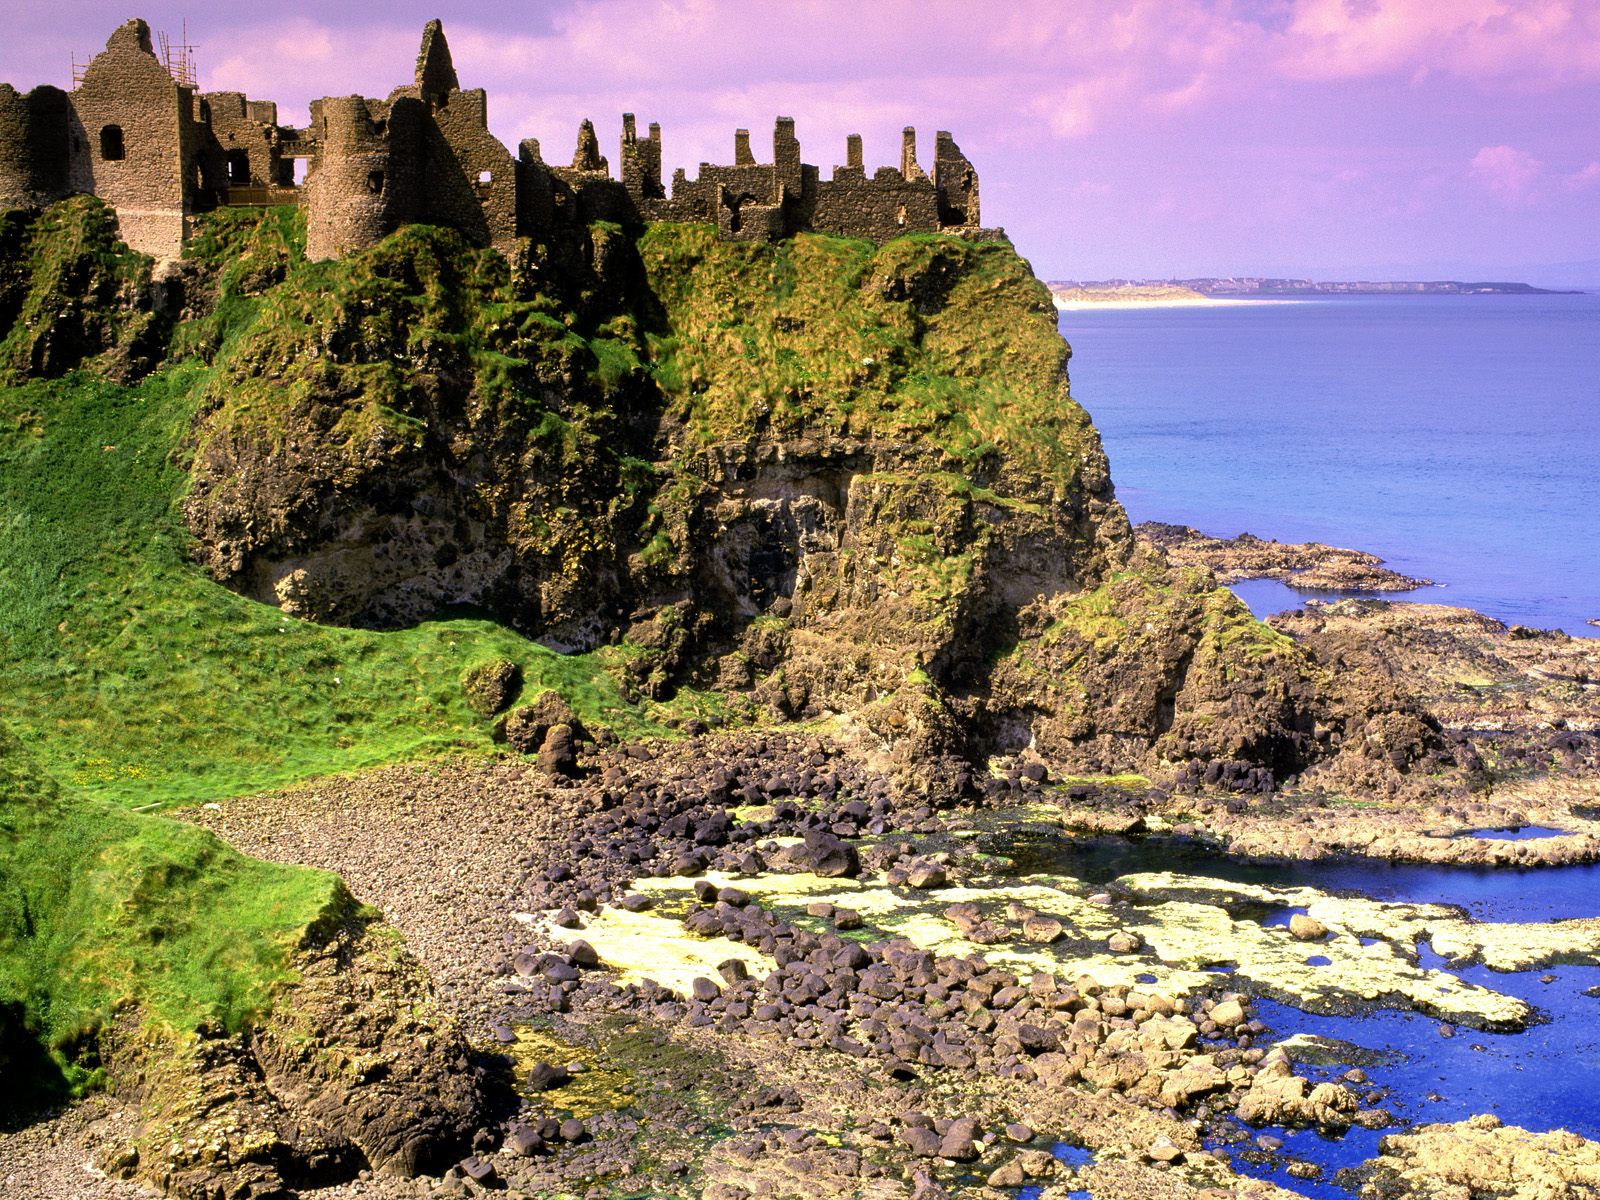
[1050,276,1582,306]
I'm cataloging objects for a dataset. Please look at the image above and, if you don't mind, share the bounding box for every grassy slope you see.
[0,364,662,807]
[0,206,723,810]
[0,726,344,1101]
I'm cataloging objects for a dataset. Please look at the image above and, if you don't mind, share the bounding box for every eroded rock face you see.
[120,895,489,1198]
[169,217,1429,788]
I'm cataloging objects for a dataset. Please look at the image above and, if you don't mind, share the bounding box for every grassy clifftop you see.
[638,224,1099,485]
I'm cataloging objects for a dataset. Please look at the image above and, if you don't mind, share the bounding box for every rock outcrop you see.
[162,207,1432,790]
[1370,1114,1600,1199]
[1137,521,1432,591]
[118,895,490,1198]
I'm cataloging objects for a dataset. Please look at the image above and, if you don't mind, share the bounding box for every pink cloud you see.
[1470,144,1544,203]
[1565,162,1600,190]
[1278,0,1600,85]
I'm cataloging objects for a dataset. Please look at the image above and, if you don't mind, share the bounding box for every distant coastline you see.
[1050,275,1584,299]
[1049,282,1211,308]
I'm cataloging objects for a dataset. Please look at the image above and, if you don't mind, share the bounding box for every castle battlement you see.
[0,18,996,261]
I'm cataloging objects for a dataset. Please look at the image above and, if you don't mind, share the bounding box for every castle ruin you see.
[0,18,993,262]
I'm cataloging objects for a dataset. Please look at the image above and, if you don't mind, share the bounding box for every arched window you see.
[100,125,125,161]
[366,170,384,194]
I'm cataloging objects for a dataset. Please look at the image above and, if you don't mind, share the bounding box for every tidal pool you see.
[994,829,1600,922]
[552,825,1600,1198]
[986,830,1600,1196]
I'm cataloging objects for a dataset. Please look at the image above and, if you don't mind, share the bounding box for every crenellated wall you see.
[0,17,1000,262]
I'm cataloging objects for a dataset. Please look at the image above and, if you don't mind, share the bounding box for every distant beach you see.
[1052,295,1293,311]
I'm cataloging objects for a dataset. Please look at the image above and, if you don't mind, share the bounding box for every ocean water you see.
[993,829,1600,1197]
[1058,294,1600,636]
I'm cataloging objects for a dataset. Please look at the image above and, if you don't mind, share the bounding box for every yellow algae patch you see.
[542,906,775,995]
[1374,1118,1600,1198]
[1123,872,1600,973]
[630,870,866,904]
[629,871,1532,1026]
[1435,918,1600,972]
[507,1028,634,1118]
[636,874,1218,993]
[1120,873,1540,1026]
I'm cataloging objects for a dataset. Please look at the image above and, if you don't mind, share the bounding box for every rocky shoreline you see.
[8,708,1600,1199]
[1137,523,1433,592]
[156,721,1600,1199]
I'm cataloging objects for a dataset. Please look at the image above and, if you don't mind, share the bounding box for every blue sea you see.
[1058,294,1600,636]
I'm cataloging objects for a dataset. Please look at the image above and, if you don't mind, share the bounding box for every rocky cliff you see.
[161,207,1431,790]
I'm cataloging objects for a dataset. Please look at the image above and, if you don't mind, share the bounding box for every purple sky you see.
[9,2,1599,283]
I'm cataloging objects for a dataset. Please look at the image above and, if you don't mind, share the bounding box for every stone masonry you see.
[1,18,996,261]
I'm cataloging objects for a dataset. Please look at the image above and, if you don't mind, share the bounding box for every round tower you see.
[0,84,71,210]
[304,96,407,261]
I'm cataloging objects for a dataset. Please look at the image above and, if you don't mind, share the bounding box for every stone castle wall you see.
[0,17,999,262]
[67,20,193,258]
[202,91,289,188]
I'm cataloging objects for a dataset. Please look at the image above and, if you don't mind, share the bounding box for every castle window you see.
[367,170,384,194]
[227,150,251,184]
[100,125,125,161]
[478,170,492,183]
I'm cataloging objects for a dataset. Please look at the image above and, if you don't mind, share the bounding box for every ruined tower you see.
[620,114,663,201]
[933,131,980,228]
[304,19,515,261]
[304,96,419,262]
[67,19,203,258]
[0,84,72,210]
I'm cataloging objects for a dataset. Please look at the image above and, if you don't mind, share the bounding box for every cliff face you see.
[169,209,1389,785]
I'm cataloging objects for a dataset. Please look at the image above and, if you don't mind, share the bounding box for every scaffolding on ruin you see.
[72,22,198,89]
[159,23,198,89]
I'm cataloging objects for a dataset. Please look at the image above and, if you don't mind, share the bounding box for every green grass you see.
[0,364,672,809]
[0,727,342,1100]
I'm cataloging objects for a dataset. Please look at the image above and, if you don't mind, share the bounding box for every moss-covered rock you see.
[461,657,521,716]
[0,197,165,382]
[0,200,1441,791]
